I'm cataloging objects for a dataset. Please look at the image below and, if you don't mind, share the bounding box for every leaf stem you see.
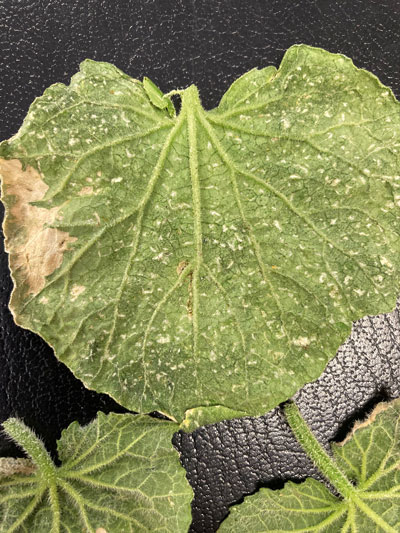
[49,480,61,533]
[284,401,354,499]
[2,418,56,483]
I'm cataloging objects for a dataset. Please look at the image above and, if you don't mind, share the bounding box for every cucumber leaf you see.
[1,45,400,422]
[0,413,192,532]
[219,399,400,532]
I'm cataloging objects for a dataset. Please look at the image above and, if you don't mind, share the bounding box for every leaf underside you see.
[1,44,400,422]
[219,398,400,532]
[0,412,192,532]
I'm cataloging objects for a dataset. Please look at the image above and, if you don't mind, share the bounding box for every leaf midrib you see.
[196,107,291,340]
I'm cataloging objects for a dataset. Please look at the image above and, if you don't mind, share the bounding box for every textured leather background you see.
[1,1,400,531]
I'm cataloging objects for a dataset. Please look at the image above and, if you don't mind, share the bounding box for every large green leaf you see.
[1,45,400,422]
[219,399,400,532]
[0,413,192,532]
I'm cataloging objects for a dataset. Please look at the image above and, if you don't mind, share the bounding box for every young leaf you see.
[0,413,192,532]
[219,399,400,532]
[143,76,176,117]
[1,46,400,422]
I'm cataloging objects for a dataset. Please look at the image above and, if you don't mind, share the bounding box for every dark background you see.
[1,1,400,531]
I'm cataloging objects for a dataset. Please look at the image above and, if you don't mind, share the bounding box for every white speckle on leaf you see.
[121,111,131,124]
[354,288,365,296]
[380,256,393,269]
[293,337,310,347]
[273,220,282,231]
[157,335,170,344]
[70,285,86,302]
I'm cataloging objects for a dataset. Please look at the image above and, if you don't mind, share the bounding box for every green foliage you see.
[1,45,400,422]
[0,413,192,532]
[2,44,400,532]
[220,399,400,532]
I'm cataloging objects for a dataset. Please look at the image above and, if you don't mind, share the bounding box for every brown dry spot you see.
[337,401,390,447]
[95,529,108,533]
[176,260,189,276]
[0,457,36,477]
[186,287,193,320]
[0,159,77,297]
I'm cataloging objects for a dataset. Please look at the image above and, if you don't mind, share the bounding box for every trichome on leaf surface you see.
[0,44,400,532]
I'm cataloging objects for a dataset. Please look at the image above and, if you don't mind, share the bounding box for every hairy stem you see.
[2,418,56,483]
[284,401,354,499]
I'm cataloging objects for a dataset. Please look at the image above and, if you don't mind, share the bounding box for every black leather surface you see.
[175,306,400,531]
[1,1,400,531]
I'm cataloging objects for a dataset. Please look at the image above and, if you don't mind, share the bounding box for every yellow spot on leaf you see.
[78,186,94,196]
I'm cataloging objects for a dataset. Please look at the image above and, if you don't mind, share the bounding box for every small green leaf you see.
[143,76,176,117]
[0,413,193,532]
[219,399,400,532]
[217,65,277,111]
[1,46,400,422]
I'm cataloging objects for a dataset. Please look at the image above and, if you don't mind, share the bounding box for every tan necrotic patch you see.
[0,457,36,477]
[0,159,76,298]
